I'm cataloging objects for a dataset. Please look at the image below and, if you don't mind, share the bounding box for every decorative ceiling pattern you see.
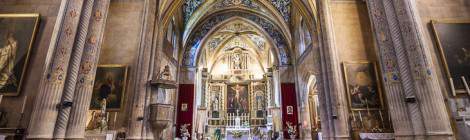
[270,0,291,22]
[183,0,291,24]
[214,0,260,10]
[183,0,205,23]
[182,11,290,66]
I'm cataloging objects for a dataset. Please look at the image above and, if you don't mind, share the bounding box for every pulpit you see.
[149,103,173,140]
[149,75,177,140]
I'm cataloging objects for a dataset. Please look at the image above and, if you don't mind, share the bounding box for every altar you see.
[197,47,277,139]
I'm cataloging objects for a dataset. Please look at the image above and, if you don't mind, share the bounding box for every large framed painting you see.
[431,20,470,92]
[227,84,249,114]
[90,65,128,111]
[0,14,40,96]
[342,61,383,110]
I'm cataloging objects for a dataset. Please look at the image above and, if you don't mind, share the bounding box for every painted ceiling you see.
[183,0,292,24]
[181,0,292,67]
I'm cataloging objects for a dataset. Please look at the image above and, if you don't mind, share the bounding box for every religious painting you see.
[0,14,39,96]
[342,61,383,110]
[227,84,249,114]
[181,103,188,112]
[431,20,470,91]
[90,65,128,111]
[287,106,293,115]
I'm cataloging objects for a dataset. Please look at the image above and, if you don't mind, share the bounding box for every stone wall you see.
[98,0,145,130]
[0,0,61,128]
[331,0,376,62]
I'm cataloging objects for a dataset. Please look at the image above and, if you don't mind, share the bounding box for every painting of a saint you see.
[90,65,128,111]
[227,84,248,114]
[343,62,382,110]
[0,14,39,96]
[432,21,470,90]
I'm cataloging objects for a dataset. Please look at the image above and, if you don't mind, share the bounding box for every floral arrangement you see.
[286,122,297,137]
[230,130,244,138]
[180,124,191,138]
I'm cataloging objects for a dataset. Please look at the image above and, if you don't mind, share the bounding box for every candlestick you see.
[379,110,384,122]
[450,78,457,97]
[0,95,3,105]
[358,111,363,122]
[21,96,28,114]
[379,110,385,129]
[352,111,356,122]
[358,111,364,129]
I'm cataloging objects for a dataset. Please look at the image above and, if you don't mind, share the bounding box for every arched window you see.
[166,17,179,59]
[298,17,312,56]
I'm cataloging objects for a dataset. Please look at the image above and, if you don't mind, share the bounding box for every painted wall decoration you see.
[0,14,39,96]
[342,61,383,110]
[431,21,470,91]
[90,65,128,111]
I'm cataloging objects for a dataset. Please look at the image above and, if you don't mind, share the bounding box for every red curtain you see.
[281,83,299,139]
[176,84,194,139]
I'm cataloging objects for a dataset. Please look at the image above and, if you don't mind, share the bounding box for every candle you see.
[21,96,27,114]
[352,111,356,122]
[379,110,384,122]
[0,95,3,105]
[358,111,363,122]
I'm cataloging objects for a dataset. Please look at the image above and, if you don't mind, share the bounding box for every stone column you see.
[317,0,350,139]
[127,0,158,139]
[64,0,111,138]
[27,0,85,138]
[365,0,453,139]
[53,0,95,138]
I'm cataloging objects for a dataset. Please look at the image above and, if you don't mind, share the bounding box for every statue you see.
[212,95,219,111]
[86,98,108,132]
[232,54,241,69]
[180,124,190,140]
[158,65,171,80]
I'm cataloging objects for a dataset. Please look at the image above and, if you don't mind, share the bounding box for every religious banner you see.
[176,84,195,139]
[281,83,298,139]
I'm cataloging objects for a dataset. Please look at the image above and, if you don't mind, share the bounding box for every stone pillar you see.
[127,0,158,139]
[64,0,111,138]
[316,0,350,139]
[53,0,95,138]
[365,0,453,139]
[27,0,85,138]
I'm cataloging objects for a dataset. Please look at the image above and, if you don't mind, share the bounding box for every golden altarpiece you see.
[201,47,274,138]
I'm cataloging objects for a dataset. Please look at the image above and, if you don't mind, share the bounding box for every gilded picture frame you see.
[431,20,470,94]
[0,13,40,96]
[90,65,128,111]
[342,61,384,110]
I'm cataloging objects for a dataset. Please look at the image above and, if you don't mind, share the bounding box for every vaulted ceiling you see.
[180,0,295,67]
